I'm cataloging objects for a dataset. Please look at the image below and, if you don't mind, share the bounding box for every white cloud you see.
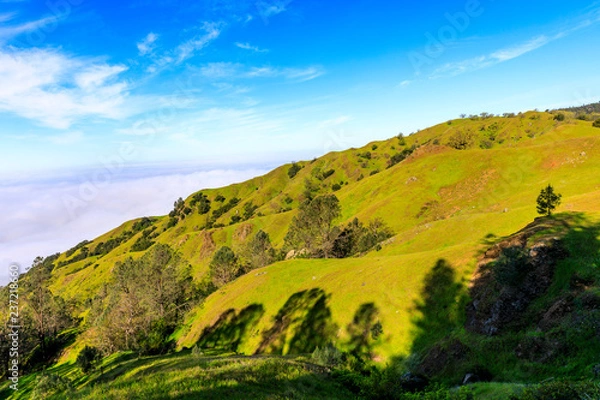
[0,15,60,41]
[147,22,223,74]
[235,42,268,53]
[199,62,324,82]
[256,0,292,20]
[175,22,222,63]
[0,166,270,286]
[431,35,552,78]
[200,62,241,78]
[429,6,600,79]
[137,32,159,56]
[399,80,412,87]
[317,116,352,129]
[0,47,133,128]
[0,12,17,23]
[47,131,84,145]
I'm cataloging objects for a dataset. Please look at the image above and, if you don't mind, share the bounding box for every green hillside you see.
[2,109,600,398]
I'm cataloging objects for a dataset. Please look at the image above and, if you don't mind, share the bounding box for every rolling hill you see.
[2,109,600,398]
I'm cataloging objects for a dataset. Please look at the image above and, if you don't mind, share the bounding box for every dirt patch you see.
[233,223,254,243]
[199,230,216,259]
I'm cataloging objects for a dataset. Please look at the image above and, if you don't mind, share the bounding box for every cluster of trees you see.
[1,256,75,378]
[167,197,192,228]
[89,244,193,355]
[209,230,277,287]
[284,194,393,259]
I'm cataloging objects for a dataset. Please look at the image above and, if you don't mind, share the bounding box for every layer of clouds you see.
[0,166,269,286]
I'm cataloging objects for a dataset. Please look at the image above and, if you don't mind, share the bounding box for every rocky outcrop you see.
[466,224,568,336]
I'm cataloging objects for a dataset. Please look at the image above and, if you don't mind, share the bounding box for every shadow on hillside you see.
[256,288,337,355]
[346,302,382,360]
[197,304,265,352]
[410,259,466,355]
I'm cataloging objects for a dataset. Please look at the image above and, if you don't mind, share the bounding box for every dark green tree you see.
[76,346,102,373]
[284,194,341,258]
[209,246,239,287]
[536,184,562,216]
[243,230,276,270]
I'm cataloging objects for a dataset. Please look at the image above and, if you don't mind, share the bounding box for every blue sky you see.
[2,0,600,280]
[2,0,600,175]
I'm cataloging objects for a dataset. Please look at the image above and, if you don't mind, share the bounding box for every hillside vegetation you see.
[2,109,600,398]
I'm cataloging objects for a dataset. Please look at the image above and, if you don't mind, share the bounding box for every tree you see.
[288,162,302,179]
[91,244,190,354]
[209,246,239,287]
[243,230,276,270]
[76,346,102,373]
[536,184,562,216]
[284,194,341,258]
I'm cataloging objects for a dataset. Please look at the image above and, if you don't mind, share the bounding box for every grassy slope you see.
[176,115,600,361]
[0,351,355,400]
[31,112,600,365]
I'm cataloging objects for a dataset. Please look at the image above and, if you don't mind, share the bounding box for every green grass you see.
[0,352,355,400]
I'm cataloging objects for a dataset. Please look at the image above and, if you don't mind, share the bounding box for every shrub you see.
[76,346,102,373]
[593,119,600,128]
[492,246,529,286]
[447,130,474,150]
[332,183,342,192]
[311,344,344,367]
[32,372,72,398]
[554,113,565,121]
[371,144,378,150]
[288,162,302,179]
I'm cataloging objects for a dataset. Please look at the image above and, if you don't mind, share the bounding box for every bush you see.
[311,344,344,367]
[593,119,600,128]
[288,162,302,179]
[76,346,102,374]
[554,113,565,121]
[492,246,529,286]
[332,183,342,192]
[32,372,72,398]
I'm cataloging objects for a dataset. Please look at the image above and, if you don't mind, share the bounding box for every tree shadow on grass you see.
[256,288,337,355]
[197,304,265,353]
[346,302,382,360]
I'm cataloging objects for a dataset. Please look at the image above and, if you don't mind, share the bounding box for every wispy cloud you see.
[0,47,133,128]
[147,22,223,73]
[235,42,268,53]
[317,115,352,129]
[198,62,324,82]
[0,15,60,41]
[175,22,222,63]
[430,7,600,79]
[137,32,159,56]
[0,12,17,23]
[256,0,292,20]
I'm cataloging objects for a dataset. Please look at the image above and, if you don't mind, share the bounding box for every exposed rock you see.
[466,223,568,336]
[416,339,469,378]
[398,372,429,393]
